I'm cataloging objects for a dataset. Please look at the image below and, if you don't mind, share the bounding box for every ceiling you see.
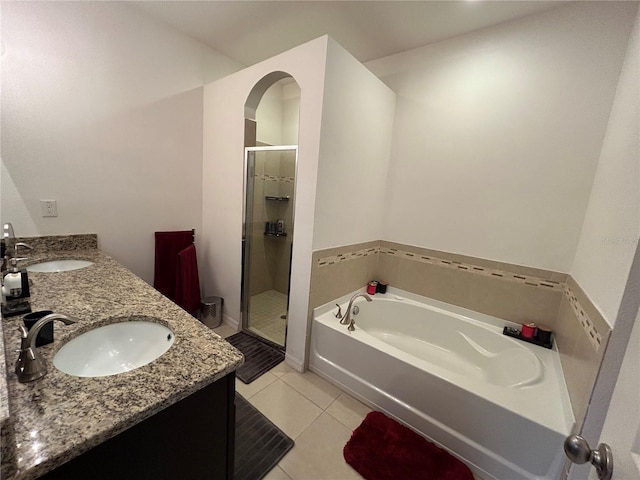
[131,1,568,66]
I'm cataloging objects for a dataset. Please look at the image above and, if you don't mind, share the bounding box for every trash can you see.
[200,296,223,329]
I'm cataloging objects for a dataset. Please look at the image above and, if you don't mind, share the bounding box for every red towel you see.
[175,244,202,316]
[154,230,194,300]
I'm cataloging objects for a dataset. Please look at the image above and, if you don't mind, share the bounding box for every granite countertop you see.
[1,235,243,479]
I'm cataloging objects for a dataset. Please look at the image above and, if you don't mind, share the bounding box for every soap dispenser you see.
[3,260,23,296]
[1,256,32,317]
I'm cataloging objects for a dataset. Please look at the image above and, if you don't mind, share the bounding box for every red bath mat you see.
[344,411,474,480]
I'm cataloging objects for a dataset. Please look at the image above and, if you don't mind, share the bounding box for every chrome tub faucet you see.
[340,293,372,331]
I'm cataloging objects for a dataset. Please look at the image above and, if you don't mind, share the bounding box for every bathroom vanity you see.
[0,235,243,479]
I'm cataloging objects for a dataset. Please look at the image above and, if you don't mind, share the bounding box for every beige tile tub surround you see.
[306,241,379,362]
[310,240,611,426]
[555,277,611,425]
[312,240,567,327]
[309,240,379,310]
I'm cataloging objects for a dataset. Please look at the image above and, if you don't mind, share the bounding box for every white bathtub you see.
[309,288,574,480]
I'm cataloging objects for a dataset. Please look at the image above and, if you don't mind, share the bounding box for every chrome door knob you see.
[564,435,613,480]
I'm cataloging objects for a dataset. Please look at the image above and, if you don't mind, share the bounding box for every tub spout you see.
[340,293,372,327]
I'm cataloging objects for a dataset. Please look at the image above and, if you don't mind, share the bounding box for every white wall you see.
[570,8,640,478]
[0,2,242,282]
[571,4,640,324]
[202,35,395,368]
[255,80,301,146]
[282,83,301,145]
[202,37,328,370]
[366,2,637,272]
[313,38,396,250]
[588,309,640,480]
[256,85,284,145]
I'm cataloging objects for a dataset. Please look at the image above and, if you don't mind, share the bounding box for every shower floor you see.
[248,290,287,346]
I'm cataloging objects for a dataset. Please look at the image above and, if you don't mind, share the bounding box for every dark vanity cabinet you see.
[40,373,235,480]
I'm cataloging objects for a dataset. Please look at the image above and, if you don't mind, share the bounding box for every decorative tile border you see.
[317,245,563,291]
[379,246,564,291]
[255,174,294,183]
[317,246,380,267]
[316,243,603,352]
[564,284,603,352]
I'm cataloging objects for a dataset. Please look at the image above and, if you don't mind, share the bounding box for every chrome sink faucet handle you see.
[2,224,32,272]
[14,242,33,257]
[10,242,33,270]
[15,313,79,383]
[340,293,372,326]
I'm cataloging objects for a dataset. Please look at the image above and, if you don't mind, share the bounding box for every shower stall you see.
[242,145,297,348]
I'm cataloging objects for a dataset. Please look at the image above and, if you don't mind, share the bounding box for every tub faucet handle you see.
[335,304,343,319]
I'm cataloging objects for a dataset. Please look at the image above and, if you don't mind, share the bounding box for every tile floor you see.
[214,323,481,480]
[248,290,288,346]
[214,323,369,480]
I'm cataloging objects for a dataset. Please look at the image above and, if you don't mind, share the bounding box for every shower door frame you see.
[241,145,298,350]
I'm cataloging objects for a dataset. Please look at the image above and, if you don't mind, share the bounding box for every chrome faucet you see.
[2,222,33,273]
[340,293,372,331]
[2,223,15,273]
[15,313,78,383]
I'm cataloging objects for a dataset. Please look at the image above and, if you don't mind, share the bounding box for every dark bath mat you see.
[226,332,285,384]
[344,411,474,480]
[235,393,294,480]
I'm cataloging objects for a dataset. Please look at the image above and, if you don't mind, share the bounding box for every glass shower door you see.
[242,146,297,348]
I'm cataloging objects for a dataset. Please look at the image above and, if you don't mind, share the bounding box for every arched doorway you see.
[241,72,300,349]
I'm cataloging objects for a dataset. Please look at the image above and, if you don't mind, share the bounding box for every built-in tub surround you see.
[0,239,243,479]
[310,288,574,480]
[554,276,611,430]
[309,240,611,436]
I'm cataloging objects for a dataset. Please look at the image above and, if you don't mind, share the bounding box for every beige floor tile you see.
[235,371,278,399]
[270,361,293,378]
[249,379,322,439]
[281,370,342,409]
[263,465,292,480]
[248,289,287,345]
[278,413,362,480]
[326,393,372,430]
[213,324,238,338]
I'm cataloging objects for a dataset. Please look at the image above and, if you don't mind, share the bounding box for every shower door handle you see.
[240,236,246,313]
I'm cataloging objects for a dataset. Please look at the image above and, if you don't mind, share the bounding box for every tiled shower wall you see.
[309,240,611,426]
[248,149,296,296]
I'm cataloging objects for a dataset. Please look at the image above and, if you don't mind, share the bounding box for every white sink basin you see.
[53,320,175,377]
[27,259,94,273]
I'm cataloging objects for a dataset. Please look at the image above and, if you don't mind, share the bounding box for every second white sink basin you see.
[27,259,94,273]
[53,320,175,377]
